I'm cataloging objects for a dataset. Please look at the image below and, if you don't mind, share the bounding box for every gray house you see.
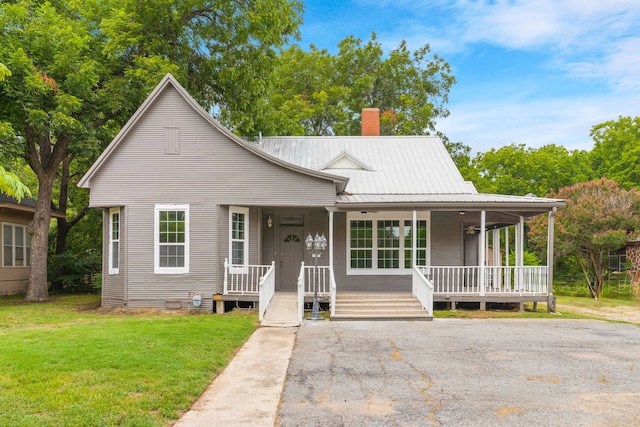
[79,74,563,321]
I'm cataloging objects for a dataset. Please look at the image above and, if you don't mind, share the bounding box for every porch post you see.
[412,210,417,268]
[516,216,525,290]
[329,210,334,271]
[479,210,486,296]
[493,228,500,288]
[547,208,556,312]
[505,227,509,267]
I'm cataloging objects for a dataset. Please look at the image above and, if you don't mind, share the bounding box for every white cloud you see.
[438,91,640,153]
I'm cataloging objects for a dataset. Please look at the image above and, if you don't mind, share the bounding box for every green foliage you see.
[591,116,640,189]
[529,178,640,299]
[263,33,456,136]
[47,251,101,294]
[0,165,31,201]
[473,143,593,196]
[0,295,257,426]
[0,0,303,301]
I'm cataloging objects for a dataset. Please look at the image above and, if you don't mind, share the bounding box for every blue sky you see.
[298,0,640,153]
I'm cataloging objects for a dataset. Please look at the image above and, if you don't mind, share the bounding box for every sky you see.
[298,0,640,153]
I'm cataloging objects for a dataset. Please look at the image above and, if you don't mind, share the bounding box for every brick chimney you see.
[361,108,380,136]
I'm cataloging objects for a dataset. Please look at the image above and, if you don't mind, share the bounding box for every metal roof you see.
[255,136,564,212]
[255,136,472,195]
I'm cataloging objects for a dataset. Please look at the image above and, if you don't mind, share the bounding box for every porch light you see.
[306,232,327,320]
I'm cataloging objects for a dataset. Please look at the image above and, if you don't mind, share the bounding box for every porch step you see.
[332,292,432,321]
[261,292,299,327]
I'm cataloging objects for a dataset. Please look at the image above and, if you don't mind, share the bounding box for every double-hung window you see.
[2,223,31,267]
[154,204,189,274]
[347,212,429,274]
[108,208,120,275]
[229,206,249,271]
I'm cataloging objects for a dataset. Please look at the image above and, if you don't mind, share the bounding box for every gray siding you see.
[430,211,463,266]
[332,211,464,292]
[88,86,336,208]
[333,212,411,292]
[87,84,337,309]
[102,208,125,307]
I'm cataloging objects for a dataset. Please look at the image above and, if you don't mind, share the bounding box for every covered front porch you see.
[219,202,558,322]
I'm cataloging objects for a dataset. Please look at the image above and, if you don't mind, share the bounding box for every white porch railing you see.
[224,259,272,294]
[304,265,332,295]
[412,266,434,316]
[297,262,305,325]
[330,268,337,317]
[419,266,548,294]
[258,262,276,322]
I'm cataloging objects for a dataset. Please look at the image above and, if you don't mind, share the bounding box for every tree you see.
[473,143,593,196]
[528,178,640,299]
[0,0,302,301]
[262,33,456,136]
[0,165,31,201]
[591,116,640,189]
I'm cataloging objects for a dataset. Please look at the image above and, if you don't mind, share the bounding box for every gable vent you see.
[165,127,180,154]
[320,151,374,171]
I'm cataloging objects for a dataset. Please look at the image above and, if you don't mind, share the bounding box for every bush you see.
[48,250,101,294]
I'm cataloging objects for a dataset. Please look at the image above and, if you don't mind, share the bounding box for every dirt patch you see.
[558,303,640,324]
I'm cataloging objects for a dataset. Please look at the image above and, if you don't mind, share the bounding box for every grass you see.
[0,294,258,427]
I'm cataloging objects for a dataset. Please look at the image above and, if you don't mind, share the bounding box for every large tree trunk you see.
[26,175,54,302]
[24,127,68,302]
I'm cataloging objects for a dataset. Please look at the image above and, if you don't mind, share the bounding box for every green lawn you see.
[0,294,258,427]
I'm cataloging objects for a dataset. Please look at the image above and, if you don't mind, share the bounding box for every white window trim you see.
[108,207,120,275]
[346,211,430,276]
[229,206,249,273]
[154,204,190,275]
[2,222,30,268]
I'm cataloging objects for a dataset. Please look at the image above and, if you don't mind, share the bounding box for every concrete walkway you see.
[174,327,297,427]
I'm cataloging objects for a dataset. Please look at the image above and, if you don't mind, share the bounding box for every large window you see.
[404,220,428,268]
[108,208,120,275]
[154,204,189,274]
[347,213,429,274]
[2,223,31,268]
[229,206,249,270]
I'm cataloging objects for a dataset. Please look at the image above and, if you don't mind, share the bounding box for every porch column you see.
[412,210,417,268]
[329,210,334,271]
[479,210,486,296]
[547,208,556,312]
[493,228,500,288]
[505,226,509,267]
[516,216,525,290]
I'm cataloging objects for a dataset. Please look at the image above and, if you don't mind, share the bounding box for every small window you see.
[154,204,189,274]
[284,234,301,243]
[229,206,249,271]
[109,208,120,274]
[2,223,31,268]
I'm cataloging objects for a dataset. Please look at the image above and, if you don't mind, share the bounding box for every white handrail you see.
[297,262,305,325]
[258,261,276,322]
[330,267,337,317]
[412,266,434,316]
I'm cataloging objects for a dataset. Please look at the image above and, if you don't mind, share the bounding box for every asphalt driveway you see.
[276,319,640,426]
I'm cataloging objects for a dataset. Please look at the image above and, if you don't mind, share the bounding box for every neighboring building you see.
[0,195,64,295]
[79,74,564,316]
